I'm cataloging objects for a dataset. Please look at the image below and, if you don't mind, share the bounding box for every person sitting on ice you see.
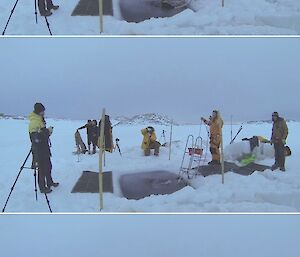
[141,126,161,156]
[224,135,291,166]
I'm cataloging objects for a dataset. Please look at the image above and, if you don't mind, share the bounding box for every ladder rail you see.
[194,136,203,170]
[179,135,194,178]
[179,135,205,179]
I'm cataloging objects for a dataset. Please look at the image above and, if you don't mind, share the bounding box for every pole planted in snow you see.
[220,113,225,184]
[99,0,104,33]
[230,115,233,143]
[99,108,106,211]
[222,0,225,7]
[169,120,173,161]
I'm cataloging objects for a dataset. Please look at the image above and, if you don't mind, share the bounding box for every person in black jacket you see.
[29,103,59,194]
[90,120,99,154]
[78,120,98,154]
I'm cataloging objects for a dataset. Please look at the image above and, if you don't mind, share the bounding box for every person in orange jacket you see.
[201,110,224,165]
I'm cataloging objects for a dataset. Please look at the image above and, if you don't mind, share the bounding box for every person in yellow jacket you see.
[141,126,161,156]
[201,110,224,165]
[28,103,59,194]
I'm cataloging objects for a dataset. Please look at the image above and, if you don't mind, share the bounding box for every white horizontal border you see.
[1,35,300,38]
[1,212,300,215]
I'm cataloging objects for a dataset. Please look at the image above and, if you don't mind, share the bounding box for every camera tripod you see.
[2,149,52,213]
[160,130,167,147]
[2,0,52,35]
[115,138,122,156]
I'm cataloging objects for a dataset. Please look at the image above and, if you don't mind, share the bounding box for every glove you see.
[48,127,54,135]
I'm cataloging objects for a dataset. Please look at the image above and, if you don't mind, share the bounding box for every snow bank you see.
[0,0,299,35]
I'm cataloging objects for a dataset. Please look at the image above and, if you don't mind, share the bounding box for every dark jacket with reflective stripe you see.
[30,128,51,162]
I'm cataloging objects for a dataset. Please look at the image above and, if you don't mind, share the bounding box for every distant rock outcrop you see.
[114,113,177,126]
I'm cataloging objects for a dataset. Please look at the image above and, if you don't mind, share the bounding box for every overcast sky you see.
[0,37,299,123]
[1,215,300,257]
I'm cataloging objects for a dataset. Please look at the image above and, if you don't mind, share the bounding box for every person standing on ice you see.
[78,120,94,154]
[28,103,59,194]
[270,112,289,171]
[141,126,160,156]
[201,110,224,165]
[38,0,59,17]
[90,120,99,154]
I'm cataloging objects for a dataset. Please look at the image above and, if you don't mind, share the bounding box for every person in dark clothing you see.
[271,112,289,171]
[38,0,59,17]
[98,115,114,153]
[90,120,99,154]
[78,120,98,154]
[28,103,59,194]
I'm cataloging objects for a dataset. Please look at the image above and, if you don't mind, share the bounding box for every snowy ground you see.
[0,117,299,213]
[0,0,300,35]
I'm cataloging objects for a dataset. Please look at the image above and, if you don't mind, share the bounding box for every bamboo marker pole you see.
[169,120,173,161]
[98,108,106,211]
[220,114,225,184]
[99,0,103,33]
[222,0,224,7]
[230,115,233,143]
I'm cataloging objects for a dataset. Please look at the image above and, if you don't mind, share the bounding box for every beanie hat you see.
[34,103,45,114]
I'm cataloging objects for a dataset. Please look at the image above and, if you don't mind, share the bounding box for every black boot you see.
[49,182,59,188]
[40,10,52,17]
[40,187,52,194]
[208,160,220,165]
[48,5,59,10]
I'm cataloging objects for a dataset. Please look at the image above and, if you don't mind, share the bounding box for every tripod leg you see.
[44,193,52,213]
[117,144,122,156]
[2,149,32,212]
[2,0,20,35]
[34,168,38,201]
[44,16,52,35]
[34,0,38,24]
